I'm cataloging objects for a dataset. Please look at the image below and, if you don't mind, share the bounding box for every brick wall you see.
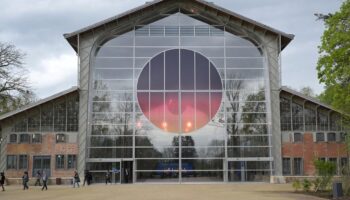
[5,133,78,178]
[282,132,347,176]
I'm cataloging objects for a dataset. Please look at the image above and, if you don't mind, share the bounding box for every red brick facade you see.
[282,132,347,176]
[6,133,78,178]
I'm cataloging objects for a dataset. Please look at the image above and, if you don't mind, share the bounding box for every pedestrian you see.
[105,170,111,185]
[73,171,80,188]
[0,172,5,191]
[124,168,129,183]
[87,171,92,185]
[22,171,29,190]
[41,171,48,191]
[34,170,42,186]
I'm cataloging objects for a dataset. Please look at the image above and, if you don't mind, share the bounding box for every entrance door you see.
[121,161,133,184]
[33,156,51,177]
[227,160,271,182]
[89,162,121,184]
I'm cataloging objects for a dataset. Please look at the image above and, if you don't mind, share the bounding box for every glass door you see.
[33,156,51,177]
[227,160,271,182]
[89,161,121,184]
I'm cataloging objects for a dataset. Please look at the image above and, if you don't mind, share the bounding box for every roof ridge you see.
[0,86,79,121]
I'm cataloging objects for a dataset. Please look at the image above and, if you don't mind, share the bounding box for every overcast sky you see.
[0,0,344,98]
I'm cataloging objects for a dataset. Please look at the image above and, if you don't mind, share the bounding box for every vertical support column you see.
[266,34,284,183]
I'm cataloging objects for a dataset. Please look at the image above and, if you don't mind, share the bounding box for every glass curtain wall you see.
[89,12,270,182]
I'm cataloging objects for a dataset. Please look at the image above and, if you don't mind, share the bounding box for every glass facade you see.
[88,13,270,183]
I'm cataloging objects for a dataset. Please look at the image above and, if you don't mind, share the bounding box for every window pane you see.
[280,97,291,131]
[293,158,303,175]
[67,155,77,169]
[56,155,65,169]
[7,155,17,169]
[283,158,291,175]
[19,155,28,169]
[181,49,194,90]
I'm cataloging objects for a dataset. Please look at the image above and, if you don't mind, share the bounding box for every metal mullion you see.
[178,18,182,182]
[132,26,136,183]
[223,26,229,183]
[163,52,166,130]
[194,52,197,130]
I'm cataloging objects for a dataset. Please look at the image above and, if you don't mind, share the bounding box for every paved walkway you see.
[0,183,325,200]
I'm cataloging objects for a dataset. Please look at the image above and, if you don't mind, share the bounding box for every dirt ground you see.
[0,183,325,200]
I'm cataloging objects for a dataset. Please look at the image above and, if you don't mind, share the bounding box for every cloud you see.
[28,54,77,97]
[0,0,344,98]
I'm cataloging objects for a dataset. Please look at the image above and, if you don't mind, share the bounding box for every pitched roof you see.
[0,87,78,121]
[64,0,294,52]
[281,86,338,112]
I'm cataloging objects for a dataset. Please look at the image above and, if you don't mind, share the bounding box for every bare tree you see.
[0,42,34,114]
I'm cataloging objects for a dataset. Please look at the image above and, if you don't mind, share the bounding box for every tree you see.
[0,42,35,114]
[316,0,350,114]
[299,86,315,98]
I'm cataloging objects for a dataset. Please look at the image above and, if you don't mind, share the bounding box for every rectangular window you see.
[327,132,336,142]
[67,95,79,132]
[56,134,66,143]
[318,157,326,162]
[280,97,291,131]
[316,132,325,142]
[330,113,341,131]
[282,158,291,175]
[32,134,42,143]
[55,155,65,169]
[293,133,303,143]
[340,157,348,174]
[304,104,316,131]
[292,102,304,131]
[28,109,40,132]
[41,103,53,132]
[18,155,28,169]
[329,158,337,175]
[19,134,30,143]
[7,155,17,169]
[9,134,17,143]
[14,118,27,132]
[317,109,329,131]
[54,100,67,131]
[293,158,303,175]
[67,155,77,169]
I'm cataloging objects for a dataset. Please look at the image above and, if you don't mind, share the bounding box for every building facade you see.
[0,0,348,184]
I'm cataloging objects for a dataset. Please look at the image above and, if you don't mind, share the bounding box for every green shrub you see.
[313,159,336,192]
[302,179,312,192]
[292,180,302,192]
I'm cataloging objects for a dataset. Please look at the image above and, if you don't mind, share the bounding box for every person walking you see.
[22,171,29,190]
[0,172,5,191]
[87,171,92,185]
[34,171,42,186]
[124,168,129,183]
[83,170,92,186]
[73,171,80,188]
[105,170,111,185]
[41,171,48,191]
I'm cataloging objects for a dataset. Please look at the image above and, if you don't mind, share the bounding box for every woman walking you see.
[41,171,48,191]
[73,171,80,188]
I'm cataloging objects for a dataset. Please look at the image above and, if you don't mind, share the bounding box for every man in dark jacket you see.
[0,172,5,191]
[22,171,29,190]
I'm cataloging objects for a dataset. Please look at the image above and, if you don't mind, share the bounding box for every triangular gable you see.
[64,0,293,52]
